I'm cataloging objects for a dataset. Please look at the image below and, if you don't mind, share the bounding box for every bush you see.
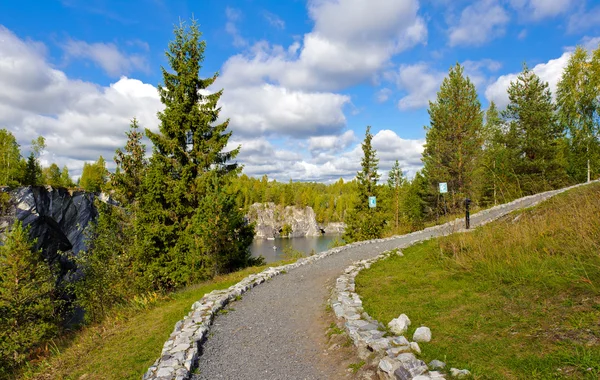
[0,221,61,377]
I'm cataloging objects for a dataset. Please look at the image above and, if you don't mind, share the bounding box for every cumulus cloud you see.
[568,5,600,34]
[485,52,571,108]
[62,39,149,77]
[448,0,510,47]
[393,63,446,110]
[0,26,162,176]
[510,0,573,20]
[376,88,393,103]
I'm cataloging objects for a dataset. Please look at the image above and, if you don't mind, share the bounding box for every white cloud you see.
[308,130,356,156]
[219,0,427,92]
[225,7,248,48]
[0,26,162,176]
[62,39,149,77]
[510,0,572,20]
[581,36,600,51]
[485,52,571,108]
[219,84,350,138]
[376,88,393,103]
[263,11,285,29]
[448,0,510,47]
[394,63,446,110]
[568,5,600,34]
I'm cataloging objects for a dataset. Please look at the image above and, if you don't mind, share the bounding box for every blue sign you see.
[439,182,448,194]
[368,196,376,208]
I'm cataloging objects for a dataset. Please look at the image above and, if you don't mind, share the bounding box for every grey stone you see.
[393,366,412,380]
[388,314,411,335]
[413,326,432,342]
[450,368,471,378]
[428,360,446,370]
[410,341,421,354]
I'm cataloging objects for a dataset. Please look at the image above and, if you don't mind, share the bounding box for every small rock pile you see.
[331,249,471,380]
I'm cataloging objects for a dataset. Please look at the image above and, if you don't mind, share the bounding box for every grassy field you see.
[23,261,292,380]
[356,183,600,379]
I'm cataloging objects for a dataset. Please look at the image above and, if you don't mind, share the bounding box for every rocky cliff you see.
[247,203,346,239]
[0,186,109,274]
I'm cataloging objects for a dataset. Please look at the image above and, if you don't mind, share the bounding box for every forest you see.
[0,20,599,377]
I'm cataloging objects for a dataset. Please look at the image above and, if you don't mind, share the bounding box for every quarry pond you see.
[250,235,341,263]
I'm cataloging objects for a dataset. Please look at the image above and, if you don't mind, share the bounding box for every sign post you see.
[438,182,448,217]
[465,198,471,229]
[368,196,376,208]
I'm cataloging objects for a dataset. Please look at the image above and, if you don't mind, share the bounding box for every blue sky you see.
[1,0,599,182]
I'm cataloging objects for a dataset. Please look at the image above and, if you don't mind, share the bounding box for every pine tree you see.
[343,126,385,242]
[387,160,404,229]
[556,46,600,183]
[422,63,483,212]
[112,118,147,204]
[136,20,255,288]
[23,153,41,186]
[0,221,59,373]
[503,64,567,193]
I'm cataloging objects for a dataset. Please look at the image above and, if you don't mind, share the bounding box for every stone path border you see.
[144,180,596,380]
[330,180,598,380]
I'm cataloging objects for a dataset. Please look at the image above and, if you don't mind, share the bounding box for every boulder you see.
[450,368,471,378]
[247,203,323,238]
[413,326,432,342]
[388,314,411,335]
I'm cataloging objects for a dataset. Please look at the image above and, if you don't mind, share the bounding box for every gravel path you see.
[192,187,574,380]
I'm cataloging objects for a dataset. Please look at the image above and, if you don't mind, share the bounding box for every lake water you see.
[250,235,341,263]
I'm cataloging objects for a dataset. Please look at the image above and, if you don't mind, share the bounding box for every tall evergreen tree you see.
[387,160,404,229]
[112,118,147,204]
[503,64,567,193]
[422,63,483,212]
[136,20,255,289]
[556,46,600,183]
[343,126,385,242]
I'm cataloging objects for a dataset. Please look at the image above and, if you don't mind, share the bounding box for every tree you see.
[136,20,255,289]
[422,63,483,212]
[387,160,404,229]
[23,136,45,186]
[0,221,60,374]
[60,165,75,188]
[343,126,385,242]
[503,64,567,193]
[43,163,62,187]
[556,46,600,183]
[112,118,147,204]
[79,156,107,192]
[0,129,22,186]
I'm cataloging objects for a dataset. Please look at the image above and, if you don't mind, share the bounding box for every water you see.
[250,235,341,263]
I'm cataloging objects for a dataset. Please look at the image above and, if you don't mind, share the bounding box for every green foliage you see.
[112,118,147,204]
[556,46,600,183]
[388,160,405,229]
[503,64,568,194]
[0,129,22,187]
[422,63,483,212]
[23,153,42,186]
[0,221,60,377]
[60,166,75,188]
[72,202,136,323]
[344,126,386,242]
[79,156,108,192]
[43,163,62,187]
[280,223,292,237]
[136,20,253,290]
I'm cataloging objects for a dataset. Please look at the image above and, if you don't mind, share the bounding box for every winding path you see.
[191,185,585,380]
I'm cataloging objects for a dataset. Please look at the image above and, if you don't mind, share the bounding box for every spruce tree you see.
[112,118,147,204]
[0,221,59,373]
[387,160,404,229]
[422,63,483,212]
[556,46,600,183]
[343,126,385,242]
[503,64,567,193]
[136,20,254,288]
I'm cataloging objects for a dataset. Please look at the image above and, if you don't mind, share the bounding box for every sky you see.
[1,0,600,182]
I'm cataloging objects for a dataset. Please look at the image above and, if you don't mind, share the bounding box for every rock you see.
[322,222,347,234]
[391,336,410,347]
[247,202,322,238]
[388,314,411,335]
[428,360,446,370]
[393,366,412,380]
[413,326,432,342]
[413,376,431,380]
[450,368,471,378]
[410,341,421,354]
[378,357,399,375]
[429,371,446,379]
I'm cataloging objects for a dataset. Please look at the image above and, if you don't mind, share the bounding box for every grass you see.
[23,260,293,380]
[356,183,600,379]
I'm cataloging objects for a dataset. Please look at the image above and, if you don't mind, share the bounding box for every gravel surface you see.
[192,187,573,380]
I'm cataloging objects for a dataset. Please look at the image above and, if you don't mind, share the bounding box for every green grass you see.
[356,183,600,379]
[24,261,293,380]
